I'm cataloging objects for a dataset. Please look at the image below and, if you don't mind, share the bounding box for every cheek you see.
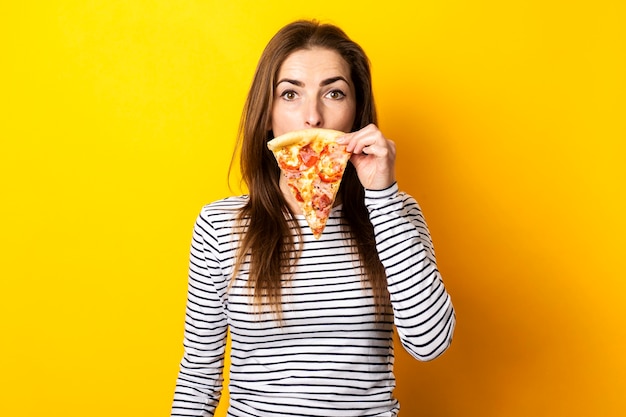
[270,104,296,135]
[270,101,284,124]
[335,104,356,130]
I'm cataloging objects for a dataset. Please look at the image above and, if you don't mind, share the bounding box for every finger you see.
[351,133,381,154]
[360,137,396,158]
[336,132,353,147]
[338,124,387,154]
[360,144,387,158]
[337,131,363,153]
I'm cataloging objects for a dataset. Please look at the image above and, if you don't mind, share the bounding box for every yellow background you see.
[2,1,625,416]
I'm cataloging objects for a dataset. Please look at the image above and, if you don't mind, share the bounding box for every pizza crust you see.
[267,128,345,151]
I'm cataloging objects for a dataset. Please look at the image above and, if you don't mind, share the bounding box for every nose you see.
[304,99,323,128]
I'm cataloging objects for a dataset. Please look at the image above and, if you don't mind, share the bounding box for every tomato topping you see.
[299,144,319,167]
[277,152,300,171]
[289,184,304,202]
[318,145,345,183]
[319,169,342,183]
[279,159,298,171]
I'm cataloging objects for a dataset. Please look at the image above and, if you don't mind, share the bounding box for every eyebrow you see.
[275,76,350,88]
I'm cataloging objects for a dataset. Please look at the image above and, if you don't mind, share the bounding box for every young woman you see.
[171,20,455,417]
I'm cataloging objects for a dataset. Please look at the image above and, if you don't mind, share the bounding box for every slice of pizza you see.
[267,128,351,239]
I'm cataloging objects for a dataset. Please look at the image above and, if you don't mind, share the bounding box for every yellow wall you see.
[2,1,624,416]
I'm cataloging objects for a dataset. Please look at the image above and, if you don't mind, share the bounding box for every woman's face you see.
[270,47,356,137]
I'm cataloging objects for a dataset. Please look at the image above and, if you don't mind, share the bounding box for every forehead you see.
[278,47,352,79]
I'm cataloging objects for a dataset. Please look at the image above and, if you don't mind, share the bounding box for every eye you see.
[280,90,298,101]
[326,89,346,100]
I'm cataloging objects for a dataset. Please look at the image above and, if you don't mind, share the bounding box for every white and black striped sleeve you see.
[365,183,456,361]
[171,211,229,416]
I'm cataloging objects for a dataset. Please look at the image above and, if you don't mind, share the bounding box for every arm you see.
[171,213,229,416]
[341,124,455,360]
[365,183,455,361]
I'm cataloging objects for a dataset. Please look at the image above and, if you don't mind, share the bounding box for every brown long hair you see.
[231,20,390,318]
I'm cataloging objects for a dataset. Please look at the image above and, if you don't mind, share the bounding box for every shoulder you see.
[195,195,248,232]
[200,195,248,215]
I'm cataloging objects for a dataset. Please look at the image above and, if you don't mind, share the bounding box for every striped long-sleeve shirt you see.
[171,183,455,417]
